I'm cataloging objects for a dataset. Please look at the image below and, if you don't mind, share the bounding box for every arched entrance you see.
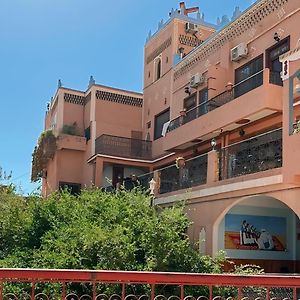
[213,195,300,273]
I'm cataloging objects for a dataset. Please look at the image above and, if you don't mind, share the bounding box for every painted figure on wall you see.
[225,214,286,251]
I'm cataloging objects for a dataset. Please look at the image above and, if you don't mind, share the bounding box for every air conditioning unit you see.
[190,73,205,88]
[231,43,248,62]
[185,22,198,34]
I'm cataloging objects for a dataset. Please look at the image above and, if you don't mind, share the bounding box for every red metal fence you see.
[0,269,300,300]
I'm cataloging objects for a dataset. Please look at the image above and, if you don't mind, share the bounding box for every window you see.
[235,55,263,98]
[198,88,208,116]
[183,93,197,122]
[266,36,290,86]
[184,93,197,111]
[154,108,170,140]
[155,57,162,81]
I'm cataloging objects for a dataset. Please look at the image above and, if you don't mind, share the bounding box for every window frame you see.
[154,108,170,140]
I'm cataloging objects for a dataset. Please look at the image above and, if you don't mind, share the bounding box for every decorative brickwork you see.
[95,90,143,107]
[174,0,289,80]
[146,37,172,64]
[64,93,85,105]
[179,34,203,47]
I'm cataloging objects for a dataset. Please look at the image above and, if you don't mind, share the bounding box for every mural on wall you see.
[225,214,286,251]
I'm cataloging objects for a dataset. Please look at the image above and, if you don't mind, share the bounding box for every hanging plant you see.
[175,157,185,169]
[31,130,57,182]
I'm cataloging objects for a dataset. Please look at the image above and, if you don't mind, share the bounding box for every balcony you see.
[95,134,152,160]
[57,134,87,152]
[219,128,282,180]
[139,153,207,194]
[140,129,282,198]
[164,69,282,151]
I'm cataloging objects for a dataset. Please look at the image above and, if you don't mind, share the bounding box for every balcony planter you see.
[225,82,234,91]
[179,109,187,117]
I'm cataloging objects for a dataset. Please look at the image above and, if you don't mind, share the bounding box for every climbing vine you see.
[31,130,57,182]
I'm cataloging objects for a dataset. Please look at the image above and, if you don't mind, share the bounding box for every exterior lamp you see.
[211,138,217,150]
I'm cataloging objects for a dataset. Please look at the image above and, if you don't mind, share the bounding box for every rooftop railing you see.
[168,70,264,133]
[95,135,152,160]
[219,128,282,180]
[0,268,299,300]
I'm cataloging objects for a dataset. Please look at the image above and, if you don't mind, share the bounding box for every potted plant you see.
[179,108,187,117]
[293,120,300,134]
[175,157,186,169]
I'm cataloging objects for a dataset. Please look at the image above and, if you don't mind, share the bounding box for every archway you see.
[213,195,300,273]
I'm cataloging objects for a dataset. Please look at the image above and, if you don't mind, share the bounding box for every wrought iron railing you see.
[95,135,152,160]
[219,128,282,180]
[269,70,283,86]
[0,268,299,300]
[167,70,264,133]
[138,153,208,195]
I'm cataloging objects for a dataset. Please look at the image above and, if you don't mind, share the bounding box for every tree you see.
[0,166,14,194]
[0,188,263,297]
[0,188,225,274]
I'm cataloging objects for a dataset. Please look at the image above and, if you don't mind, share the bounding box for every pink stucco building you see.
[36,0,300,272]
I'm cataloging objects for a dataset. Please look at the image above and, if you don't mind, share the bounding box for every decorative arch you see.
[212,194,300,256]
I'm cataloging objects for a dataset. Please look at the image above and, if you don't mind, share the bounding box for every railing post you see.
[180,285,184,300]
[151,284,155,300]
[31,282,35,300]
[121,283,125,300]
[92,282,96,300]
[209,285,213,300]
[237,286,242,300]
[0,281,2,300]
[61,282,66,300]
[206,150,219,184]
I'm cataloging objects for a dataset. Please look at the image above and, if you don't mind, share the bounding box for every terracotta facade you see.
[38,0,300,272]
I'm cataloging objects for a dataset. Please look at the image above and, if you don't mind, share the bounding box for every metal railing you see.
[167,70,264,133]
[219,128,282,180]
[95,135,152,160]
[139,153,208,195]
[0,268,299,300]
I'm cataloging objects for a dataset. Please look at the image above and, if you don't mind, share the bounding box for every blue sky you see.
[0,0,254,194]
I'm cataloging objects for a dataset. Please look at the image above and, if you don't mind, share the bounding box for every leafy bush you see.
[31,130,56,182]
[60,122,80,136]
[0,188,263,297]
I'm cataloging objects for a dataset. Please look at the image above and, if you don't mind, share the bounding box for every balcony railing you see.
[168,70,264,133]
[139,153,208,194]
[95,135,152,160]
[0,268,299,300]
[219,128,282,180]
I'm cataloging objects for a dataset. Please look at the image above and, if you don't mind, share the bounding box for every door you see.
[112,166,124,188]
